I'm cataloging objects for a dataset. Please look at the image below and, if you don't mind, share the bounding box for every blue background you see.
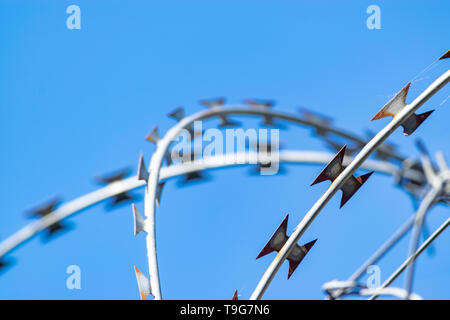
[0,0,449,299]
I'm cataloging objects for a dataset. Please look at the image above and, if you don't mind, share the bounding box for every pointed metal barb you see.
[44,223,68,237]
[199,97,226,108]
[27,198,61,218]
[132,204,146,236]
[145,127,174,165]
[137,154,149,182]
[182,171,207,184]
[439,50,450,60]
[167,107,202,139]
[95,168,137,207]
[27,198,69,237]
[199,98,240,127]
[256,214,317,279]
[108,193,136,207]
[244,98,275,109]
[299,107,333,137]
[196,97,238,126]
[371,83,434,136]
[218,115,240,128]
[134,266,152,300]
[232,290,238,300]
[311,146,374,208]
[95,168,131,185]
[167,107,185,121]
[245,99,277,126]
[155,182,165,207]
[145,126,160,144]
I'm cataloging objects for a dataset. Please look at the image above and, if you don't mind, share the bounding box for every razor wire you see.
[323,151,450,301]
[138,75,447,300]
[0,150,420,260]
[249,69,450,300]
[0,54,448,301]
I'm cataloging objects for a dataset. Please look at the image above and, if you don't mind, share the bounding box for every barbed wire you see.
[1,53,448,301]
[0,150,419,262]
[250,68,450,300]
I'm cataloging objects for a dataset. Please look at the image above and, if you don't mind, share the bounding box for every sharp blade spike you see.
[182,171,206,183]
[357,171,374,184]
[134,266,152,300]
[137,154,149,182]
[415,109,435,127]
[45,222,69,238]
[232,290,238,300]
[286,239,317,279]
[256,215,317,279]
[303,239,318,252]
[287,260,300,279]
[167,107,185,121]
[95,168,131,185]
[244,99,275,109]
[339,171,374,208]
[371,83,411,120]
[439,50,450,60]
[402,110,434,136]
[27,197,62,218]
[109,192,136,207]
[311,145,346,186]
[132,203,146,236]
[199,97,226,108]
[256,214,289,259]
[145,126,160,144]
[155,182,166,208]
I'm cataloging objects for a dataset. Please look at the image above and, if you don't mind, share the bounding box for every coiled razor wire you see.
[0,56,449,300]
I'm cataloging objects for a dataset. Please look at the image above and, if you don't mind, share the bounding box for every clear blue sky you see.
[0,0,449,299]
